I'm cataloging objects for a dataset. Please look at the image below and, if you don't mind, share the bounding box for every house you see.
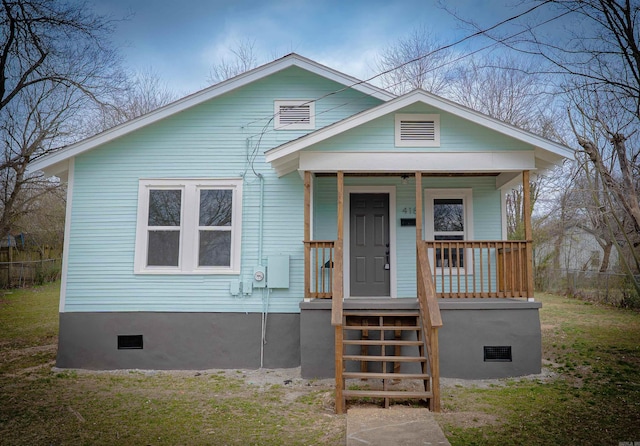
[28,54,572,412]
[534,224,618,273]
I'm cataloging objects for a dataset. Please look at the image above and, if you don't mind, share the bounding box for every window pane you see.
[148,190,181,226]
[200,190,233,226]
[433,198,464,232]
[199,231,231,266]
[147,231,180,266]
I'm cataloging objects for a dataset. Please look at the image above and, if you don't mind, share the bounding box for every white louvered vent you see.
[400,120,435,141]
[274,100,315,130]
[395,113,440,147]
[280,105,310,125]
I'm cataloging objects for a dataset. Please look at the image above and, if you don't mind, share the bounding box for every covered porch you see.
[263,89,569,413]
[301,169,536,414]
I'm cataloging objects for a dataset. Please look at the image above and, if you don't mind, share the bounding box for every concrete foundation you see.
[57,312,300,370]
[300,298,542,379]
[57,298,541,378]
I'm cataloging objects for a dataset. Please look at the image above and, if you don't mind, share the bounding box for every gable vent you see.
[279,105,310,125]
[274,100,315,130]
[395,113,440,147]
[400,120,435,141]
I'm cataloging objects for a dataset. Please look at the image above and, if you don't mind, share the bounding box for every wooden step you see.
[343,339,422,346]
[343,355,426,362]
[343,325,422,331]
[343,390,433,399]
[343,311,419,317]
[343,372,430,380]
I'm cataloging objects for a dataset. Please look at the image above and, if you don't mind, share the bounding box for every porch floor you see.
[301,297,541,311]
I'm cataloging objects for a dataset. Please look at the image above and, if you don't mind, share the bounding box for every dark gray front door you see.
[350,193,390,297]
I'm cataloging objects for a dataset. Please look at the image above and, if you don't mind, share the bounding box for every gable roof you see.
[265,89,574,177]
[28,53,396,177]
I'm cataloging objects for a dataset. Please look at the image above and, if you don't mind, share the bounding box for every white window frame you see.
[424,189,473,275]
[395,113,440,147]
[274,100,315,130]
[134,178,243,274]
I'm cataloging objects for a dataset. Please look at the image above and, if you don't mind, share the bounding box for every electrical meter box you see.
[253,265,266,289]
[267,255,289,289]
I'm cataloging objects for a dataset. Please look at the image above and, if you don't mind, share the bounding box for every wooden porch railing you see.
[303,240,335,299]
[423,240,533,298]
[416,241,442,412]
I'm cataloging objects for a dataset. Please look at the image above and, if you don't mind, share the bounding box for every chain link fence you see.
[0,258,62,288]
[536,268,640,308]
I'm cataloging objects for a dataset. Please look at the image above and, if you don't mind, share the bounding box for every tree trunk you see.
[599,242,612,273]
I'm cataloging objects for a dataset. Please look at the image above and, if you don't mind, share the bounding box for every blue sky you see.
[87,0,555,95]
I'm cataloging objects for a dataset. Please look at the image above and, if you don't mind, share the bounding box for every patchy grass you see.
[0,283,344,445]
[437,293,640,446]
[3,284,640,445]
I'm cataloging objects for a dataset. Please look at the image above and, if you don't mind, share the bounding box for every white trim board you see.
[299,151,536,173]
[59,159,74,313]
[343,186,397,299]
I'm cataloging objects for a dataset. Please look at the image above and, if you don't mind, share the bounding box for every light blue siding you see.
[64,67,383,313]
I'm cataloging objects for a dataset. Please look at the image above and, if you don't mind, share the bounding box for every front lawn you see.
[1,284,639,445]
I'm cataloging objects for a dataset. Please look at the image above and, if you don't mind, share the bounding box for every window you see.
[395,114,440,147]
[274,100,315,130]
[425,189,473,272]
[135,179,242,274]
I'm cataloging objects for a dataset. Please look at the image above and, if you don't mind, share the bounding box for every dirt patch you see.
[0,344,56,362]
[8,360,57,377]
[440,367,558,389]
[54,366,335,389]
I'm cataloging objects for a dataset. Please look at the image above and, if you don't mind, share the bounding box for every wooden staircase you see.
[339,310,433,408]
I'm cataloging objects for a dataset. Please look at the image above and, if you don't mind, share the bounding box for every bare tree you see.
[207,38,259,84]
[97,67,176,132]
[14,183,65,251]
[506,179,540,239]
[449,54,560,135]
[0,0,125,239]
[449,0,640,294]
[571,162,619,272]
[374,27,456,95]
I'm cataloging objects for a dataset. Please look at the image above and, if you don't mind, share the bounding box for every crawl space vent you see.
[118,335,143,350]
[484,346,512,362]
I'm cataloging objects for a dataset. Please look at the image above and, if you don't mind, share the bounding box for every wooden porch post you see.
[304,171,311,299]
[334,171,345,414]
[332,171,344,325]
[415,171,423,289]
[415,172,423,246]
[522,170,534,298]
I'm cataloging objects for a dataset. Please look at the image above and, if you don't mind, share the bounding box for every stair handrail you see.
[331,239,343,326]
[417,240,442,412]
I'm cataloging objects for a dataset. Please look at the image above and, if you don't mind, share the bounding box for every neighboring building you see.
[0,234,17,248]
[534,225,618,272]
[29,54,572,412]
